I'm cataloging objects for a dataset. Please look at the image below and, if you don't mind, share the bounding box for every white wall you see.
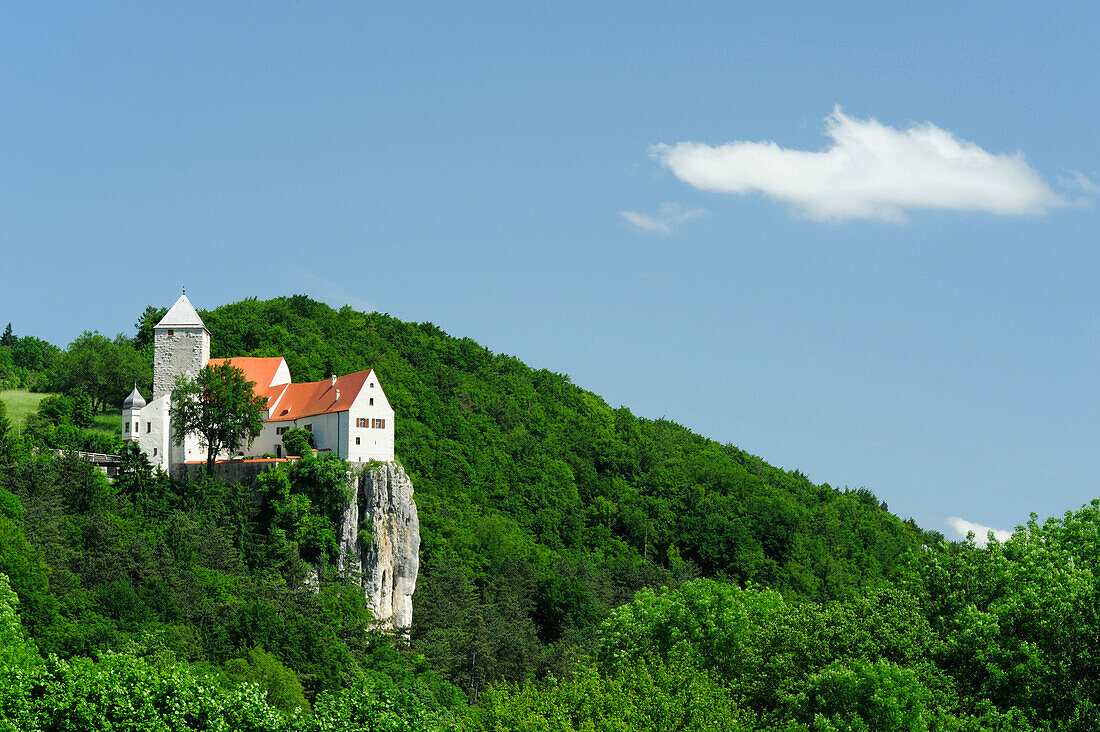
[271,360,291,387]
[177,426,208,467]
[305,411,343,458]
[253,419,288,458]
[346,373,395,462]
[259,411,343,458]
[132,396,171,471]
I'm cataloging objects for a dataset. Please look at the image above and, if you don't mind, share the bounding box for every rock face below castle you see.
[338,462,420,630]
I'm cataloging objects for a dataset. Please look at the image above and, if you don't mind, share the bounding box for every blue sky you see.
[2,2,1098,540]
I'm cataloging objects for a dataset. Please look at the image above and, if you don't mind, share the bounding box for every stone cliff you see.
[338,461,420,631]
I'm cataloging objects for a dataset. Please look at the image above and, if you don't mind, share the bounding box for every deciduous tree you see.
[0,400,14,466]
[171,362,267,472]
[48,332,148,413]
[133,305,167,351]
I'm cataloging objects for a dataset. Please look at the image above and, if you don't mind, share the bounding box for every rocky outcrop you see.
[338,462,420,631]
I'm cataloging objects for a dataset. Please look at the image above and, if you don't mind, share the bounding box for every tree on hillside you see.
[0,323,13,348]
[133,306,167,351]
[48,332,148,413]
[170,362,267,472]
[0,399,15,466]
[9,336,61,378]
[0,347,15,390]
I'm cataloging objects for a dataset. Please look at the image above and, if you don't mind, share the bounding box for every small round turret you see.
[123,384,147,410]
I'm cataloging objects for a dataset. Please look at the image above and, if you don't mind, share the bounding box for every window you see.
[167,329,174,337]
[276,427,288,436]
[371,418,386,429]
[356,418,368,428]
[369,382,374,388]
[133,422,138,433]
[355,437,361,445]
[146,422,151,433]
[275,445,282,458]
[369,398,374,406]
[153,448,157,456]
[304,424,312,432]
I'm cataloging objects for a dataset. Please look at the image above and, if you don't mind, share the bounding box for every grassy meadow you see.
[89,411,121,436]
[0,389,119,437]
[0,389,50,428]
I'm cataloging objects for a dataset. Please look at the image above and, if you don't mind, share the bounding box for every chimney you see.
[336,389,341,402]
[330,374,337,387]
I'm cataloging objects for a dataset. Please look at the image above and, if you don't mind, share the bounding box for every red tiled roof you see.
[209,357,286,390]
[207,357,375,423]
[208,357,289,408]
[267,370,373,422]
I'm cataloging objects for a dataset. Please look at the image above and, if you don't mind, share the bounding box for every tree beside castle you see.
[170,362,268,472]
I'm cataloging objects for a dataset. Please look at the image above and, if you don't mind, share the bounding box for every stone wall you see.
[177,458,285,484]
[153,326,210,399]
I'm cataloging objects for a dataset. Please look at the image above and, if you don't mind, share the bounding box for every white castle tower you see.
[122,293,210,472]
[121,384,146,447]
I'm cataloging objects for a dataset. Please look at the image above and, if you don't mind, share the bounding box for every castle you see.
[122,294,395,472]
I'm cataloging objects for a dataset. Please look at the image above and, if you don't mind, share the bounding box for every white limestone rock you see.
[338,461,420,631]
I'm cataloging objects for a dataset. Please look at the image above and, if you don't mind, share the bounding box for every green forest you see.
[0,297,1096,730]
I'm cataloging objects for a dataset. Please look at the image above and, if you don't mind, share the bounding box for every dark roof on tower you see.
[123,385,147,409]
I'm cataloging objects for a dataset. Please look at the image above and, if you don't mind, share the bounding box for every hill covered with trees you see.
[1,296,1093,730]
[198,297,930,684]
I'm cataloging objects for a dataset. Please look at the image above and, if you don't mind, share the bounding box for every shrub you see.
[282,429,313,458]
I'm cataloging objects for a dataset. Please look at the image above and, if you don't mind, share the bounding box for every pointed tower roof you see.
[156,293,208,331]
[123,384,147,409]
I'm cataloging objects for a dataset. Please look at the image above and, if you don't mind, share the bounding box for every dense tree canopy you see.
[46,331,148,413]
[0,330,62,390]
[184,297,928,691]
[1,295,1095,729]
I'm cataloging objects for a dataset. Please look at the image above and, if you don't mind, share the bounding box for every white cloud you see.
[652,107,1067,222]
[621,210,672,234]
[945,516,1012,547]
[1058,169,1100,201]
[621,202,709,234]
